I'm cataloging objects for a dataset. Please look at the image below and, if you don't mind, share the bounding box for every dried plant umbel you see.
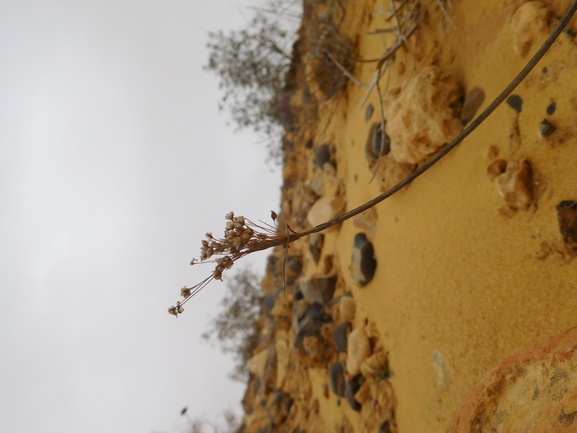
[169,212,292,317]
[169,0,577,317]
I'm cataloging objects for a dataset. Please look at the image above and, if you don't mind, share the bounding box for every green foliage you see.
[204,12,294,164]
[202,267,264,382]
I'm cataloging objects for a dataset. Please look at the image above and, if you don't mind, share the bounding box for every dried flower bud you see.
[181,287,192,298]
[225,211,234,220]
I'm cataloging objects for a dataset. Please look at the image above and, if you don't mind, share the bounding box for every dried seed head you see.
[171,212,293,317]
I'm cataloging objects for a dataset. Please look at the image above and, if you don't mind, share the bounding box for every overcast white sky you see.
[0,1,287,431]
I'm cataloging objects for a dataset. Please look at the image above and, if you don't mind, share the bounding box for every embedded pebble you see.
[294,304,333,364]
[333,321,352,353]
[486,159,507,182]
[263,289,292,329]
[556,201,577,245]
[365,103,374,121]
[360,350,389,379]
[328,362,346,397]
[506,95,523,113]
[307,196,345,227]
[460,87,485,125]
[433,350,450,391]
[346,328,372,376]
[379,421,392,433]
[338,294,356,323]
[494,159,532,209]
[384,65,462,164]
[344,375,363,411]
[313,144,332,168]
[350,233,377,286]
[270,391,293,425]
[292,298,308,327]
[365,122,390,165]
[539,119,556,137]
[311,275,337,303]
[353,207,378,233]
[299,275,337,304]
[247,348,269,377]
[299,279,324,305]
[263,292,277,318]
[510,1,552,56]
[297,303,327,328]
[546,101,556,115]
[267,255,281,275]
[371,123,391,158]
[286,255,303,277]
[308,233,324,263]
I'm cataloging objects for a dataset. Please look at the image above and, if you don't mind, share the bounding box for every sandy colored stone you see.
[448,326,577,433]
[361,350,389,379]
[338,295,356,323]
[247,348,269,377]
[346,328,372,376]
[353,207,378,233]
[510,1,552,56]
[307,195,345,228]
[494,159,532,209]
[384,65,462,165]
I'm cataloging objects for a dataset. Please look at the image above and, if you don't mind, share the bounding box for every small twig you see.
[385,0,412,21]
[400,0,421,33]
[435,0,457,33]
[356,20,418,108]
[359,67,383,108]
[372,7,394,17]
[325,51,369,88]
[368,27,399,35]
[389,0,406,46]
[412,30,418,71]
[369,59,392,183]
[376,21,419,70]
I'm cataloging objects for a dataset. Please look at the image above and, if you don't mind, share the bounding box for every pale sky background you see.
[0,1,293,432]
